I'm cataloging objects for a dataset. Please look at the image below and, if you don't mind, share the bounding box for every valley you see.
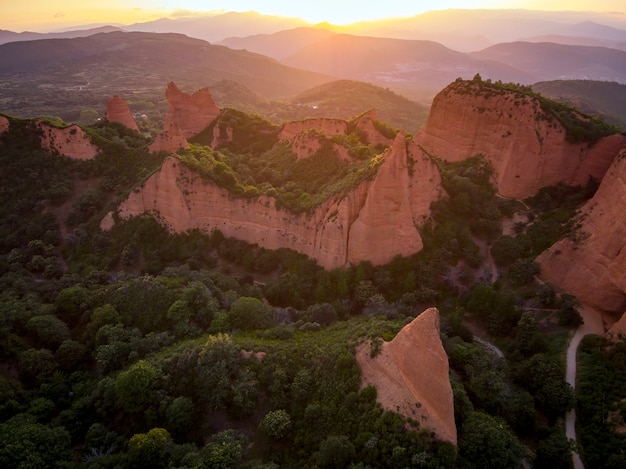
[1,7,626,468]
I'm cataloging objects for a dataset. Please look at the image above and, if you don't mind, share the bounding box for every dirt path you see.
[565,304,606,469]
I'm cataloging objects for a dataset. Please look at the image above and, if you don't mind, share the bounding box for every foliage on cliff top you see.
[177,110,386,213]
[449,76,622,144]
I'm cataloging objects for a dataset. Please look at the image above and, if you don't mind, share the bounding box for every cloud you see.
[54,11,66,18]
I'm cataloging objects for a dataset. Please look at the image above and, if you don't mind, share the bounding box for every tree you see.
[513,312,547,357]
[308,303,338,327]
[459,411,524,469]
[127,428,171,469]
[25,314,70,350]
[228,296,274,330]
[259,409,292,440]
[165,397,195,435]
[0,413,71,468]
[315,435,356,468]
[115,360,161,413]
[200,429,246,468]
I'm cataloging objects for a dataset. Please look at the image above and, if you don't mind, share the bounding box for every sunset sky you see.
[3,0,626,32]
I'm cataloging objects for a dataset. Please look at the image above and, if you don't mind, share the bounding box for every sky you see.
[3,0,626,32]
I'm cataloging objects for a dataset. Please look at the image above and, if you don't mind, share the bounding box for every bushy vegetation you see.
[178,111,384,213]
[0,111,598,468]
[577,336,626,469]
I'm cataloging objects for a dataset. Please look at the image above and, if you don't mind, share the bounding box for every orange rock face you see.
[104,95,139,131]
[0,115,9,134]
[416,81,625,199]
[278,118,347,142]
[356,308,457,445]
[352,110,394,148]
[36,121,98,160]
[148,119,190,154]
[106,132,441,269]
[537,147,626,314]
[150,82,220,154]
[164,81,220,139]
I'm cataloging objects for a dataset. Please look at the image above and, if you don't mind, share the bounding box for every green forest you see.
[0,89,625,468]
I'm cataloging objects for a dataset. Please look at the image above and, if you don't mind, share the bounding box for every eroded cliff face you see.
[164,82,220,139]
[537,147,626,315]
[36,121,98,160]
[104,95,139,131]
[278,118,347,141]
[150,82,220,154]
[0,115,9,134]
[148,119,190,154]
[352,110,394,148]
[355,308,457,445]
[105,132,441,269]
[416,81,625,199]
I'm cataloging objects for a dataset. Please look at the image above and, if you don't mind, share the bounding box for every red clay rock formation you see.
[148,119,190,154]
[164,81,220,139]
[356,308,457,445]
[607,312,626,341]
[0,115,9,134]
[537,146,626,315]
[289,131,352,161]
[415,81,625,199]
[150,82,220,154]
[104,132,441,269]
[348,131,429,264]
[352,110,394,148]
[35,121,98,160]
[104,95,139,131]
[278,118,347,141]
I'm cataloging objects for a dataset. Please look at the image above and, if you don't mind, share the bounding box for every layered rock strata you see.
[36,121,98,160]
[355,308,457,445]
[537,147,626,315]
[416,81,625,199]
[104,95,139,131]
[104,132,441,269]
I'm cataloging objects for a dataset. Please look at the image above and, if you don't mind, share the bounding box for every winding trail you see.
[565,304,606,469]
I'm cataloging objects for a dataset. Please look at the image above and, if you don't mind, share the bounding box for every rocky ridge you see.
[35,121,98,160]
[104,95,139,131]
[355,307,457,445]
[537,146,626,316]
[415,80,625,199]
[102,131,441,269]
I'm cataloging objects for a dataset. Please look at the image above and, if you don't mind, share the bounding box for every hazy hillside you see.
[218,26,337,59]
[281,33,533,98]
[533,79,626,129]
[348,9,626,51]
[0,26,124,45]
[471,42,626,84]
[518,35,626,51]
[0,31,333,120]
[127,10,307,43]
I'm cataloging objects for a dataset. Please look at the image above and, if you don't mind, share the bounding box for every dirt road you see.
[565,304,606,469]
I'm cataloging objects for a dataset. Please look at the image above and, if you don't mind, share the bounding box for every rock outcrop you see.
[104,132,441,269]
[104,95,139,131]
[278,118,347,142]
[355,308,457,445]
[150,82,220,154]
[537,147,626,315]
[0,115,9,134]
[352,110,395,148]
[148,119,190,154]
[36,121,98,160]
[163,81,220,139]
[415,80,625,199]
